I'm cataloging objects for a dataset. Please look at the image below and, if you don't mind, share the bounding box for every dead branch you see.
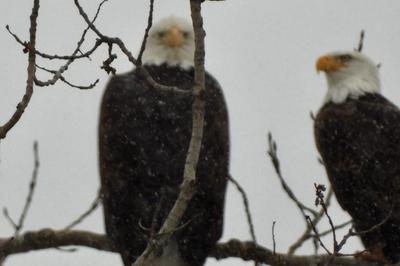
[73,0,189,95]
[33,0,106,88]
[0,0,40,139]
[16,141,39,235]
[229,175,260,266]
[2,209,17,231]
[131,1,207,264]
[272,221,277,255]
[2,141,39,236]
[35,64,99,89]
[212,239,382,266]
[0,230,384,266]
[229,175,257,243]
[306,215,332,255]
[313,220,352,239]
[137,0,155,65]
[1,0,107,139]
[267,133,318,218]
[5,0,107,62]
[314,183,339,255]
[356,30,365,52]
[6,24,103,61]
[335,208,393,254]
[288,188,334,255]
[0,229,114,257]
[64,191,102,230]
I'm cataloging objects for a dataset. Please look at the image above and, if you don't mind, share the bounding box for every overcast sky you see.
[1,1,400,265]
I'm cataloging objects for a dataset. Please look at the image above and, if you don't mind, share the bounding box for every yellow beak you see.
[316,55,345,73]
[163,27,184,48]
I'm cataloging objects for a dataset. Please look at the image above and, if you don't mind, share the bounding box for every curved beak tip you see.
[315,55,344,74]
[315,56,328,73]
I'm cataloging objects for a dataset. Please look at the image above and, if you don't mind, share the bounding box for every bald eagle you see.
[314,51,400,263]
[99,17,229,266]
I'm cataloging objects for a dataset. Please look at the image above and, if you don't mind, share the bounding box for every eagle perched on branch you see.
[314,51,400,263]
[99,17,229,266]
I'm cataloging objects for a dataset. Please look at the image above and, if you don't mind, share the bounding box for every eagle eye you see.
[337,54,353,62]
[157,31,166,38]
[182,31,190,38]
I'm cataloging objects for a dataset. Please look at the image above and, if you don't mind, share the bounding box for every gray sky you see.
[1,0,400,265]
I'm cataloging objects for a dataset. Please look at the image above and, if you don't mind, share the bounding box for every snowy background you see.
[1,0,400,265]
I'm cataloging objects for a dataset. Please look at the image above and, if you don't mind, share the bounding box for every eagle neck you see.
[324,74,381,104]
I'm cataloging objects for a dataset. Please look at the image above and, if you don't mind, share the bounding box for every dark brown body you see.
[314,93,400,263]
[99,64,229,265]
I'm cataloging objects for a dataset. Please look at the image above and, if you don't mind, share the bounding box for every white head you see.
[141,16,195,69]
[316,51,381,104]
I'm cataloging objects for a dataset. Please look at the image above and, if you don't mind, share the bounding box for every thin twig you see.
[314,183,338,254]
[6,24,102,61]
[229,175,260,266]
[64,191,101,230]
[137,0,154,65]
[35,64,98,90]
[2,141,40,235]
[5,0,108,62]
[34,0,107,88]
[73,0,135,62]
[312,220,352,239]
[6,0,106,92]
[306,216,332,255]
[336,208,393,254]
[138,67,191,94]
[272,221,277,255]
[229,175,257,243]
[356,30,365,52]
[73,0,189,94]
[0,0,40,139]
[2,208,18,231]
[14,141,40,235]
[267,133,318,218]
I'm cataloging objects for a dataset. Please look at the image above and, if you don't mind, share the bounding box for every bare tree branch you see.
[229,175,260,266]
[0,0,40,139]
[356,30,365,52]
[131,1,207,264]
[2,209,18,231]
[335,208,393,256]
[267,133,318,218]
[313,220,353,239]
[33,0,106,88]
[2,141,39,236]
[35,64,99,90]
[272,221,277,255]
[64,191,101,230]
[212,239,382,266]
[6,24,102,61]
[0,0,110,140]
[305,215,332,255]
[73,0,190,95]
[0,230,383,266]
[16,141,39,235]
[314,183,339,254]
[137,0,155,65]
[229,175,257,243]
[0,229,114,257]
[288,188,334,255]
